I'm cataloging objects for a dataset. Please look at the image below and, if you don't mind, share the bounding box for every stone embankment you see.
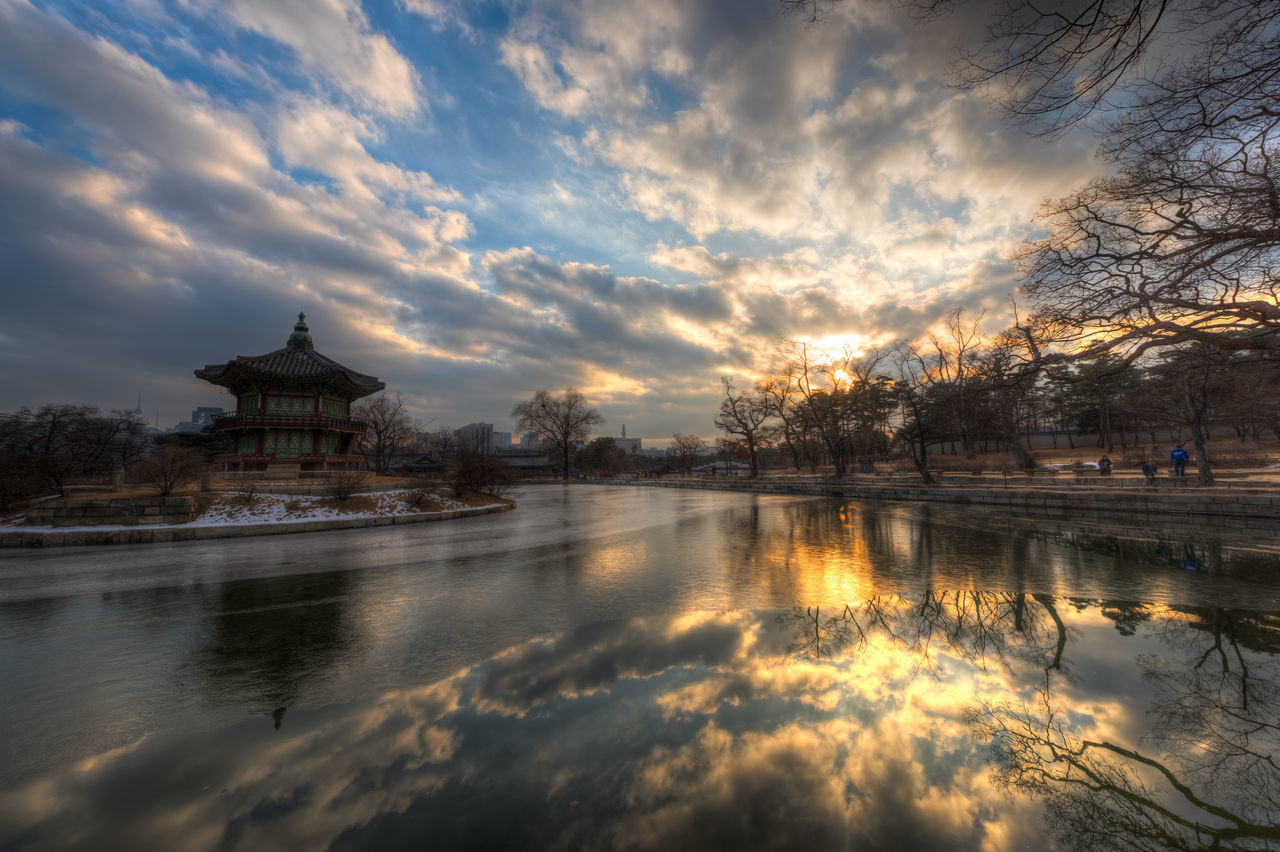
[0,502,513,548]
[610,476,1280,524]
[23,495,200,527]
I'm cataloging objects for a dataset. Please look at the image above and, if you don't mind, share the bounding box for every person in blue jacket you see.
[1170,444,1190,477]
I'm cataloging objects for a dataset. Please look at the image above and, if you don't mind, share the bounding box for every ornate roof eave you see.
[195,362,383,395]
[194,313,386,399]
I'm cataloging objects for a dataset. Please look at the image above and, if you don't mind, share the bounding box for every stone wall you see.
[23,496,199,527]
[610,478,1280,523]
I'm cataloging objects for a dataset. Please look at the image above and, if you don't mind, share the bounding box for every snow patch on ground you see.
[3,490,493,532]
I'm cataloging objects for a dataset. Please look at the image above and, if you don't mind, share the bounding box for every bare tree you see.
[667,432,705,475]
[788,1,1280,136]
[134,444,205,496]
[713,377,774,479]
[892,344,941,485]
[322,467,368,502]
[511,388,603,480]
[4,404,148,495]
[1017,151,1280,368]
[353,391,414,475]
[761,357,820,473]
[923,310,988,460]
[449,446,517,499]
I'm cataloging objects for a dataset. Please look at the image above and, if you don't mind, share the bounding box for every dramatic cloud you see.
[0,0,1109,441]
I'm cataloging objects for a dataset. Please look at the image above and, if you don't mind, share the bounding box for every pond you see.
[1,485,1277,850]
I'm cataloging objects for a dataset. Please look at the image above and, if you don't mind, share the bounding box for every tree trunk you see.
[908,433,937,485]
[788,441,802,473]
[1010,440,1034,470]
[1185,377,1215,484]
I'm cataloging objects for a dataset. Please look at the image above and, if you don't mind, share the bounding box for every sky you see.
[0,0,1105,443]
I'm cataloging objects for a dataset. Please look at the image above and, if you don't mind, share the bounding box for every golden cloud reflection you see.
[2,600,1278,850]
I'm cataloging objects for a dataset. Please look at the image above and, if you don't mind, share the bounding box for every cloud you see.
[495,0,1101,351]
[498,40,589,116]
[0,1,473,421]
[274,99,460,205]
[0,606,1067,850]
[210,0,423,117]
[0,0,1114,437]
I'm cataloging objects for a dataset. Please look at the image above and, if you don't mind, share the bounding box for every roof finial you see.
[288,311,313,348]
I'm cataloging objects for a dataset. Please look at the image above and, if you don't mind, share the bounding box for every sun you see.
[812,333,866,357]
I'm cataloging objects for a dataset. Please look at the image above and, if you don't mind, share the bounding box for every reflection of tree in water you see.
[783,591,1071,678]
[723,498,1096,603]
[190,572,359,728]
[968,606,1280,851]
[782,594,1280,848]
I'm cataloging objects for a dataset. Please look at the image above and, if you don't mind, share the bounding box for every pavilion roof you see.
[195,313,385,398]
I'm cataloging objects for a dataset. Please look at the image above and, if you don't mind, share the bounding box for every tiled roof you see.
[196,315,385,396]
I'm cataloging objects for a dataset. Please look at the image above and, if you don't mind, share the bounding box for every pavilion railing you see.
[212,412,369,432]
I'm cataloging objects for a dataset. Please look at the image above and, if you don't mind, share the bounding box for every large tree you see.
[667,432,705,475]
[353,391,415,475]
[712,377,774,479]
[511,388,603,480]
[1,404,148,495]
[576,436,629,476]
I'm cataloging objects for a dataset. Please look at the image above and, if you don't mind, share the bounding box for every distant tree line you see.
[0,404,232,509]
[713,322,1280,484]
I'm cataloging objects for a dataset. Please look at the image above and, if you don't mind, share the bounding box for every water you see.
[1,485,1277,850]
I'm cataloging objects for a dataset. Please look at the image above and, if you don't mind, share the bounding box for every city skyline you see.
[0,0,1107,441]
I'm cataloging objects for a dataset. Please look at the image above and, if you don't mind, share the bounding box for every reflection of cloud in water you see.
[5,600,1276,850]
[471,612,749,716]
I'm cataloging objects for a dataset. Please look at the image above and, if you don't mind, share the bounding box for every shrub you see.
[230,477,260,505]
[323,467,368,502]
[0,453,46,512]
[448,448,516,499]
[133,445,205,496]
[402,487,440,511]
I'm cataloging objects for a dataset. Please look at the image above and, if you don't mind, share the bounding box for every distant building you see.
[494,447,555,477]
[615,424,641,455]
[194,313,385,474]
[457,422,494,454]
[520,430,543,449]
[172,406,225,433]
[492,431,512,450]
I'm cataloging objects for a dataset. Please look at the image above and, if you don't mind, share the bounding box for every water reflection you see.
[971,607,1280,850]
[4,596,1277,851]
[188,572,363,727]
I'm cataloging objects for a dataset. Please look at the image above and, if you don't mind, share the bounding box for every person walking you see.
[1141,459,1157,487]
[1098,455,1112,476]
[1170,444,1190,477]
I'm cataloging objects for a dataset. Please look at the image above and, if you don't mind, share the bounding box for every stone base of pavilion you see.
[213,454,367,479]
